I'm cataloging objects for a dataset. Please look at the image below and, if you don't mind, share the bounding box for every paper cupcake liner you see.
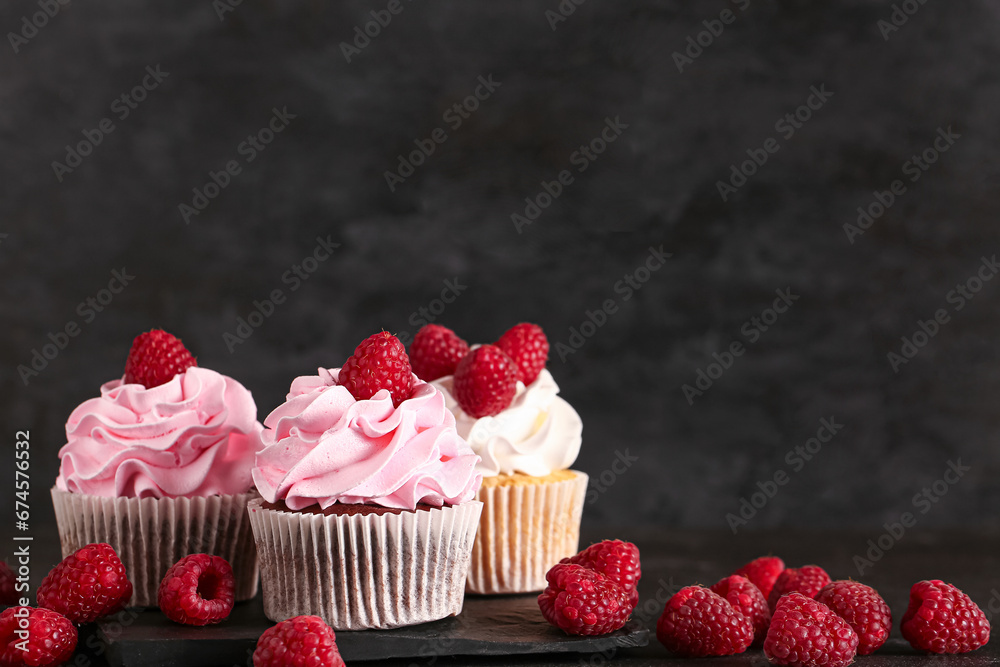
[466,470,588,595]
[50,488,259,607]
[247,498,483,630]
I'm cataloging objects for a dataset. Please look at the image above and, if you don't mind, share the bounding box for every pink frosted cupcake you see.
[51,330,264,606]
[249,332,483,630]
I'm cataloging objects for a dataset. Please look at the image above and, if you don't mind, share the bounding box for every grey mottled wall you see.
[3,0,1000,538]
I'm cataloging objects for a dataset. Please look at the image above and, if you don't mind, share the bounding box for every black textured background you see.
[3,0,1000,544]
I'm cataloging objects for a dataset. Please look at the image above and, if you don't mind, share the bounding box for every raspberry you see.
[409,324,470,382]
[158,554,235,626]
[0,563,16,606]
[123,329,197,389]
[253,615,345,667]
[452,344,518,418]
[562,540,641,610]
[816,581,891,655]
[538,564,631,636]
[764,593,858,667]
[339,332,414,407]
[711,575,771,647]
[900,580,990,654]
[495,323,549,385]
[656,585,754,657]
[0,607,77,667]
[36,542,133,624]
[768,565,831,612]
[732,555,785,600]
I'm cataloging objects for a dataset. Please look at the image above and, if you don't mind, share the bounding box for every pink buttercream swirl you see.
[252,368,482,511]
[56,367,264,498]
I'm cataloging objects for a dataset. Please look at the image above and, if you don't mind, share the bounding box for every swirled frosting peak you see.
[56,367,264,498]
[252,368,482,511]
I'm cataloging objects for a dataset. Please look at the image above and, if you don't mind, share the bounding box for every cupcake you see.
[249,332,483,630]
[412,323,586,595]
[51,330,264,606]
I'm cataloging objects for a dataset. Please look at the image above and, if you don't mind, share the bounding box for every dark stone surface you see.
[3,0,1000,543]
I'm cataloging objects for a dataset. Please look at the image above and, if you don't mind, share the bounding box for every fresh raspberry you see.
[495,323,549,385]
[562,540,641,610]
[816,581,892,655]
[711,575,771,647]
[253,615,345,667]
[123,329,197,389]
[656,585,754,657]
[0,607,77,667]
[900,580,990,654]
[409,324,470,382]
[768,565,831,612]
[36,542,133,624]
[538,564,631,636]
[452,344,518,418]
[764,593,858,667]
[158,554,235,626]
[0,563,16,606]
[732,555,785,600]
[339,331,414,407]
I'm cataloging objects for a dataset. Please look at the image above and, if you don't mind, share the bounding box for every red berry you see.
[900,580,990,654]
[495,323,549,385]
[253,615,345,667]
[123,329,197,389]
[538,564,631,636]
[768,565,831,612]
[452,345,518,418]
[764,593,858,667]
[816,581,892,655]
[656,585,754,657]
[36,542,133,624]
[409,324,470,382]
[0,607,77,667]
[0,563,16,606]
[732,555,785,600]
[158,554,235,626]
[562,540,641,610]
[339,332,414,407]
[711,575,771,647]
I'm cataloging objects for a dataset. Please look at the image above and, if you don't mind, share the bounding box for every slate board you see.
[96,594,649,666]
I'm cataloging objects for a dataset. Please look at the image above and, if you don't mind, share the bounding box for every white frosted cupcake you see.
[52,330,264,606]
[248,332,483,630]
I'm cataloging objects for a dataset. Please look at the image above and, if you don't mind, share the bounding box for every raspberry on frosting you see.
[253,368,482,511]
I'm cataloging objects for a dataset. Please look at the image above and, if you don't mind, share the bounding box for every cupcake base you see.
[248,498,483,630]
[466,469,588,595]
[50,488,259,607]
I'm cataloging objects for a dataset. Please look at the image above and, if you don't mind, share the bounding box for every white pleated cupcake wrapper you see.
[50,488,259,607]
[466,470,588,595]
[248,498,483,630]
